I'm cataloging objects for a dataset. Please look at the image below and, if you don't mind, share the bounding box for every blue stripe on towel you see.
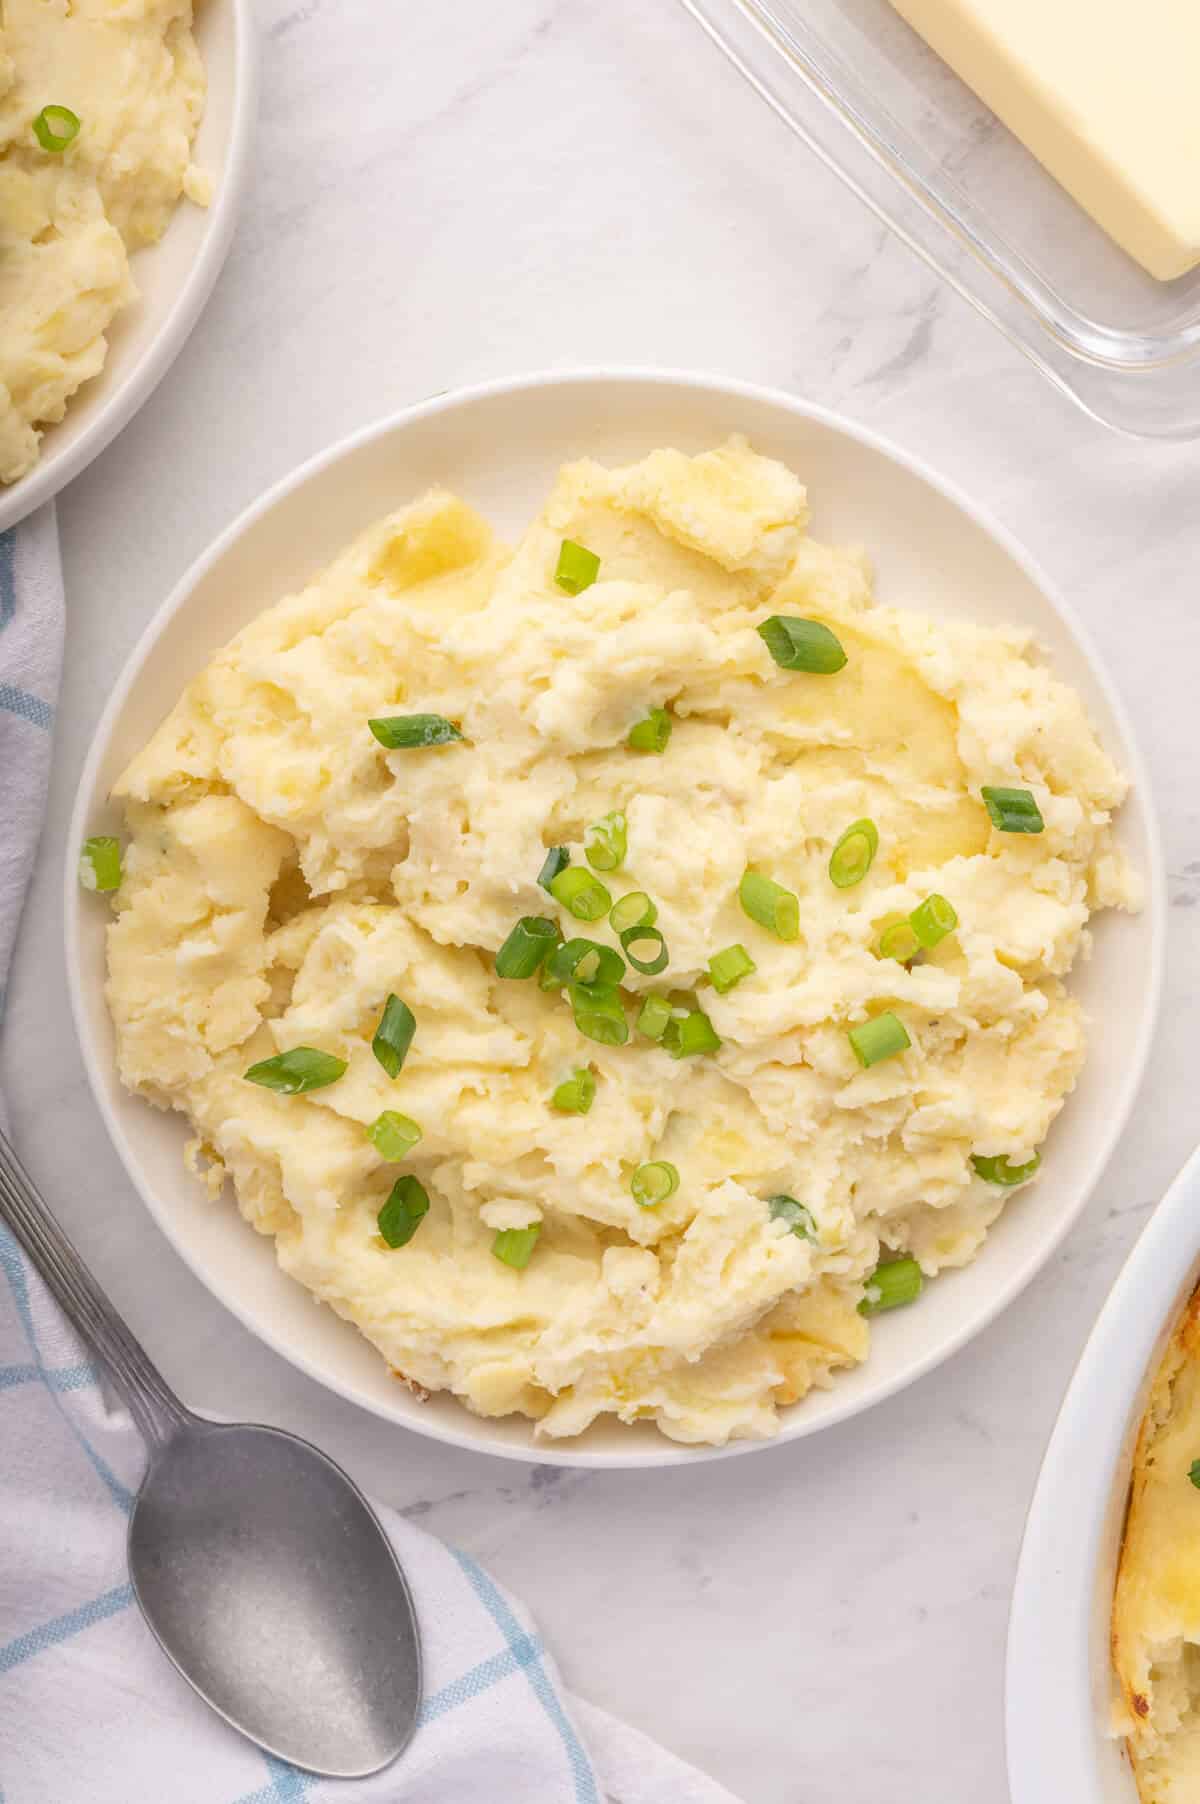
[454,1549,599,1803]
[0,1583,133,1675]
[0,682,53,730]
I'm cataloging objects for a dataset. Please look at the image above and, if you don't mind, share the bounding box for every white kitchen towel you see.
[0,512,741,1804]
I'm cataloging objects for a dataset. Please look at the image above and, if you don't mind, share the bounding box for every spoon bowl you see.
[129,1420,421,1777]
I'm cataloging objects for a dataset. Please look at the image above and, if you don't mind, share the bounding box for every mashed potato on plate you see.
[103,440,1138,1444]
[0,0,207,484]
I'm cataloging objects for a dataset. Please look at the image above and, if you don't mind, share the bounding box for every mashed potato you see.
[0,0,207,484]
[104,440,1139,1444]
[1114,1286,1200,1800]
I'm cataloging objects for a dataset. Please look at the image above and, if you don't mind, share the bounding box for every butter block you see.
[887,0,1200,282]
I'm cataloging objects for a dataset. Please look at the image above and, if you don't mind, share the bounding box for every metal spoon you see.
[0,1127,422,1777]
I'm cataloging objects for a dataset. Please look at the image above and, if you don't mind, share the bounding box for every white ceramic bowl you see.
[65,370,1165,1467]
[0,0,257,533]
[1007,1148,1200,1803]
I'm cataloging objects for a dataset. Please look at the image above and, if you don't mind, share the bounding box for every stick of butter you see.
[886,0,1200,282]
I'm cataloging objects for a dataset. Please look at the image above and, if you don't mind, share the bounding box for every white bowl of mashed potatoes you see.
[66,371,1164,1464]
[0,0,256,529]
[1007,1149,1200,1804]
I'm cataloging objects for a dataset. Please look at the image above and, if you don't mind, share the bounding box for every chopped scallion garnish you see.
[495,915,558,979]
[859,1256,923,1315]
[635,993,673,1041]
[738,870,799,941]
[79,835,122,893]
[368,713,463,749]
[377,1175,429,1248]
[981,786,1044,834]
[538,846,570,891]
[585,811,627,873]
[372,993,417,1077]
[663,1008,720,1059]
[757,615,847,674]
[909,893,957,949]
[367,1111,422,1160]
[708,943,756,994]
[549,937,625,986]
[769,1195,816,1241]
[492,1224,540,1268]
[848,1012,910,1068]
[631,1161,679,1207]
[619,923,668,975]
[32,105,80,153]
[628,707,672,754]
[555,539,600,595]
[828,818,879,889]
[1189,1460,1200,1491]
[568,979,629,1046]
[550,866,612,921]
[609,891,656,935]
[971,1151,1041,1187]
[551,1068,595,1114]
[877,918,921,964]
[244,1047,347,1094]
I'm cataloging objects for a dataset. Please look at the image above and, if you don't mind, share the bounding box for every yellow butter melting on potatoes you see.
[0,0,209,484]
[1114,1288,1200,1801]
[100,438,1139,1446]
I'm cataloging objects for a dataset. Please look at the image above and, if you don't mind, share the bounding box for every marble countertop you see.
[5,2,1200,1798]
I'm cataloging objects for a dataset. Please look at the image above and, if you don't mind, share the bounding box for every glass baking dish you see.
[680,0,1200,438]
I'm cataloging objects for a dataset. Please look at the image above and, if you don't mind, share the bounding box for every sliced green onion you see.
[367,1111,423,1160]
[971,1151,1041,1187]
[610,891,656,935]
[709,943,756,994]
[377,1175,429,1248]
[244,1047,346,1094]
[1189,1460,1200,1491]
[635,993,673,1041]
[550,866,612,921]
[79,835,122,893]
[539,929,565,991]
[910,893,958,949]
[631,1161,679,1207]
[769,1195,816,1241]
[551,1068,596,1114]
[538,846,569,891]
[569,979,629,1046]
[877,919,920,964]
[495,915,558,979]
[981,785,1044,834]
[585,811,627,873]
[549,937,625,986]
[757,615,847,674]
[372,993,416,1077]
[619,923,668,975]
[628,707,672,754]
[492,1224,540,1268]
[664,1008,721,1059]
[859,1256,924,1315]
[555,539,600,595]
[738,870,799,941]
[32,105,80,153]
[829,818,879,889]
[848,1012,910,1068]
[368,713,462,749]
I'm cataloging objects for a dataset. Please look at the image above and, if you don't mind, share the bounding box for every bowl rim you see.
[64,366,1167,1467]
[0,0,259,534]
[1005,1147,1200,1803]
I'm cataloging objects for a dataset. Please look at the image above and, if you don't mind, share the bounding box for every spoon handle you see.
[0,1127,190,1448]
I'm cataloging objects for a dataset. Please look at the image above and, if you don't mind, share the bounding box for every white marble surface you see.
[5,2,1200,1798]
